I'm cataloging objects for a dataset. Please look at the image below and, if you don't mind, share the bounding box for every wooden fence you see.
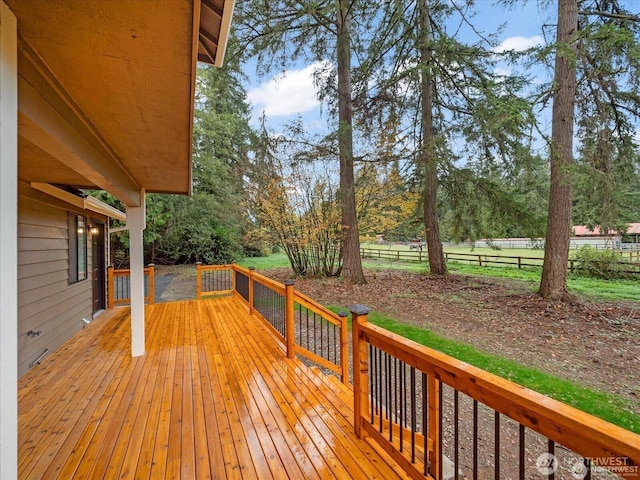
[361,247,640,274]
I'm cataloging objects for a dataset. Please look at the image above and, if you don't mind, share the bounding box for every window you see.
[69,213,88,283]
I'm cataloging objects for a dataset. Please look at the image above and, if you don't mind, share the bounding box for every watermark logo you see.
[536,453,639,478]
[535,453,559,476]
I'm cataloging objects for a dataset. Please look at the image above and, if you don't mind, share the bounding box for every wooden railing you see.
[196,263,234,298]
[196,264,350,383]
[107,264,154,308]
[350,306,640,479]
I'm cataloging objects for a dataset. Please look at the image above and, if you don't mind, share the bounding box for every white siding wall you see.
[17,182,105,377]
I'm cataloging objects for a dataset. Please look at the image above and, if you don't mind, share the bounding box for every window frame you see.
[68,212,88,284]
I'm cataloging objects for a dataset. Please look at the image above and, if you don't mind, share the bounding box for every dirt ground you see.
[263,266,640,415]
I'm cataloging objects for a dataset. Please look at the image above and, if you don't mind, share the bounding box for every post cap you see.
[284,279,295,286]
[349,305,370,316]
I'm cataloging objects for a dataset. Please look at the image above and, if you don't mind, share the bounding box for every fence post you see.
[570,259,575,274]
[478,255,483,267]
[428,374,442,479]
[350,304,370,438]
[518,257,522,269]
[107,265,114,309]
[338,311,349,384]
[147,264,155,305]
[284,280,295,359]
[248,266,256,315]
[196,262,202,299]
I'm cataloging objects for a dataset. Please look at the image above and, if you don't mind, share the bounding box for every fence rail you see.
[351,307,640,479]
[107,265,154,308]
[361,247,640,274]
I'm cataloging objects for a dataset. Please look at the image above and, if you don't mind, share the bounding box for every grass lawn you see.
[241,252,639,302]
[359,309,640,433]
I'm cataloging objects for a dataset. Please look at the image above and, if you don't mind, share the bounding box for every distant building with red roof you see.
[573,223,640,242]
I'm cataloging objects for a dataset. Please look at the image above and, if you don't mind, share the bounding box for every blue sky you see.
[243,0,639,148]
[244,1,555,129]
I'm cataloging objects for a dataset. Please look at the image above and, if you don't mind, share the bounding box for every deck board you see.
[18,296,409,479]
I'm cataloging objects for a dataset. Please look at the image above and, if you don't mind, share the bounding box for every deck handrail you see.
[350,306,640,479]
[196,263,350,383]
[196,263,234,298]
[107,265,154,308]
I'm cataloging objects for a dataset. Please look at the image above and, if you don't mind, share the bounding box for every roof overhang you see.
[8,0,234,206]
[31,182,127,222]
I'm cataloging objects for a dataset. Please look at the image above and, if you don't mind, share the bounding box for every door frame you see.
[91,219,106,315]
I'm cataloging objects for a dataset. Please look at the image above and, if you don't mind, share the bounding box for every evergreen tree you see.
[143,38,253,264]
[357,0,538,273]
[539,0,640,299]
[235,0,372,283]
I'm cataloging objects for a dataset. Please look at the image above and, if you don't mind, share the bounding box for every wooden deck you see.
[18,296,409,479]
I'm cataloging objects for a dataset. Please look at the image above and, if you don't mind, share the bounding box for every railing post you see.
[231,262,237,294]
[350,304,370,438]
[147,264,155,305]
[248,266,255,315]
[428,375,442,479]
[284,280,295,359]
[107,265,114,309]
[196,262,202,299]
[338,311,349,384]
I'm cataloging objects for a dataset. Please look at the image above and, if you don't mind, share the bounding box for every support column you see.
[126,192,146,357]
[0,3,18,478]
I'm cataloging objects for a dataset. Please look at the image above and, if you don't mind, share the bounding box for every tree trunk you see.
[538,0,578,300]
[336,0,366,283]
[420,0,447,275]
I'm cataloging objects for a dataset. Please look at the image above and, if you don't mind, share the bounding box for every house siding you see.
[17,181,106,377]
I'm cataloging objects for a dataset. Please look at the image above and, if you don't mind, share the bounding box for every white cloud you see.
[494,66,513,77]
[494,35,544,53]
[247,62,330,118]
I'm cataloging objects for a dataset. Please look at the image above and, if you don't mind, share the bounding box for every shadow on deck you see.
[18,297,408,479]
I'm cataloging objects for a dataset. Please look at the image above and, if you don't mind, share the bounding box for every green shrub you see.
[574,245,627,280]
